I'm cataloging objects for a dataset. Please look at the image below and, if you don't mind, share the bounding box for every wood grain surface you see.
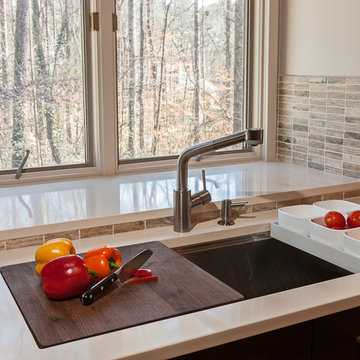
[1,241,243,348]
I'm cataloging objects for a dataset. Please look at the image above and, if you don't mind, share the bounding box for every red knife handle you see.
[133,269,152,277]
[81,272,118,305]
[128,275,158,284]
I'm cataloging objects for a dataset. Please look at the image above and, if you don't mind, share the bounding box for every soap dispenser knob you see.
[218,199,248,226]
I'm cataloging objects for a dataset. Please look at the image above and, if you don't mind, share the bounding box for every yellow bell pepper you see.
[35,238,76,276]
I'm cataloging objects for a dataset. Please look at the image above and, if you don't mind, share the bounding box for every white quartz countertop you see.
[2,214,360,360]
[0,161,356,232]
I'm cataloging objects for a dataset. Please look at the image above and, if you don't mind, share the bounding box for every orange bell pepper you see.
[84,246,122,282]
[35,238,76,276]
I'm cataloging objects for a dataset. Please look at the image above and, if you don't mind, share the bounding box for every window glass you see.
[0,0,87,172]
[116,0,246,160]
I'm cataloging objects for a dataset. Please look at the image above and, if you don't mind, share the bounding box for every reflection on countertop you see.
[0,161,356,231]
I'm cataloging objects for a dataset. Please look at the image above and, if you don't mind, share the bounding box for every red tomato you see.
[331,226,346,230]
[347,210,360,228]
[324,211,346,228]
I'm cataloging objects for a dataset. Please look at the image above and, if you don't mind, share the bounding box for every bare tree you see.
[225,0,231,107]
[233,0,243,133]
[0,0,7,87]
[0,0,9,134]
[151,1,171,155]
[29,16,42,165]
[128,0,136,157]
[193,0,200,143]
[138,1,145,152]
[31,0,45,159]
[117,0,125,158]
[64,0,72,144]
[12,0,29,168]
[32,0,61,164]
[146,0,158,144]
[200,4,207,134]
[225,0,231,76]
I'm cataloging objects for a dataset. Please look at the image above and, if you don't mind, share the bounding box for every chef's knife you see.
[81,249,153,305]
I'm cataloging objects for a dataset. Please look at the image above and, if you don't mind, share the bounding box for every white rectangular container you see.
[309,217,346,250]
[313,200,360,217]
[278,205,324,236]
[271,222,360,273]
[343,228,360,258]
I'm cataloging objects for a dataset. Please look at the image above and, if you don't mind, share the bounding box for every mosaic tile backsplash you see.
[277,75,360,178]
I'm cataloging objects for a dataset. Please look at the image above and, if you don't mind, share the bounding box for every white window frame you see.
[0,0,278,186]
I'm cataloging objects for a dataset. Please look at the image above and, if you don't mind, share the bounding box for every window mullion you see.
[91,0,118,176]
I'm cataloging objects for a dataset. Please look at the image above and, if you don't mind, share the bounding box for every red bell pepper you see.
[84,246,122,282]
[40,255,91,300]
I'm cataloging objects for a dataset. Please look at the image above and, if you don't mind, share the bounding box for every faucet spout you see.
[173,128,263,232]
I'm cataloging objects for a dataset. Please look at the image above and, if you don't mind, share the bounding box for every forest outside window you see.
[0,0,89,174]
[116,0,248,162]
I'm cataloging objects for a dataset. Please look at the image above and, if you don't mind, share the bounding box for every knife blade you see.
[81,248,153,305]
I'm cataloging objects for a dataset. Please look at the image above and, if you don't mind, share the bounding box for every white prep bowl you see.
[313,200,360,217]
[343,228,360,257]
[309,217,347,250]
[278,205,324,236]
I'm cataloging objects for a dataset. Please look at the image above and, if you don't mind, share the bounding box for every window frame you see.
[0,0,278,186]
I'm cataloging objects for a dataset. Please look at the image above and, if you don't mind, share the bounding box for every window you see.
[116,0,248,161]
[0,0,276,182]
[0,0,89,173]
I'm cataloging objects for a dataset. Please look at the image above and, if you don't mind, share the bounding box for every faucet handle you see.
[190,170,212,208]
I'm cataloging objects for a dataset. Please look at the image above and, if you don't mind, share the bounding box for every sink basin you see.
[175,232,351,299]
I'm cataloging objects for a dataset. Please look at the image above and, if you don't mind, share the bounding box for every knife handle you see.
[81,272,118,305]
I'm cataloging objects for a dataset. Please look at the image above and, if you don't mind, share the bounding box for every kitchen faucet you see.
[173,128,263,233]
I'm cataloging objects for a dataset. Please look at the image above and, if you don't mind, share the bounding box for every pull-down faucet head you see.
[245,128,263,146]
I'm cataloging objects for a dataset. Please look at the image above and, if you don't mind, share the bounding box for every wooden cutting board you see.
[1,241,243,348]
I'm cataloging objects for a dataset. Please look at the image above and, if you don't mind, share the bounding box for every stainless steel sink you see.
[175,232,351,299]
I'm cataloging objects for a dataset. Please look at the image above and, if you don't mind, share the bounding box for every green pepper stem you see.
[88,269,98,279]
[109,260,120,270]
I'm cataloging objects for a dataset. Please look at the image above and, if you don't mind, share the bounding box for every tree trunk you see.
[233,0,243,133]
[119,36,125,158]
[225,0,231,108]
[32,0,61,164]
[48,1,70,164]
[225,0,231,76]
[0,0,7,87]
[200,4,206,135]
[138,1,145,153]
[146,0,157,148]
[29,17,42,166]
[64,0,72,144]
[45,0,50,61]
[12,0,29,168]
[193,0,200,143]
[9,0,15,39]
[151,2,171,155]
[0,0,9,131]
[128,0,136,157]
